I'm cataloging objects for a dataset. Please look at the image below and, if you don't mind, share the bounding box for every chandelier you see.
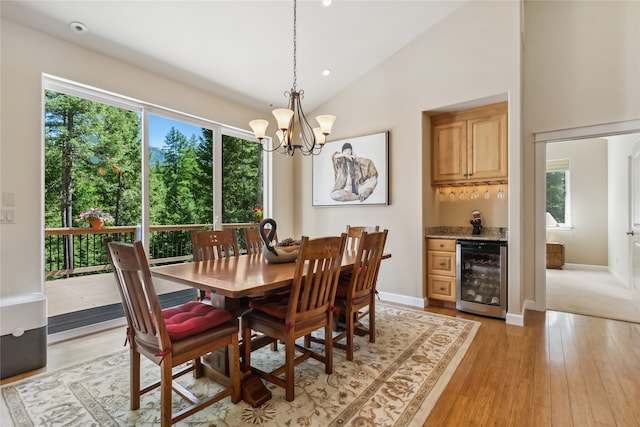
[249,0,336,156]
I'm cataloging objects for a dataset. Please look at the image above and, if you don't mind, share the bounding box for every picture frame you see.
[312,131,389,206]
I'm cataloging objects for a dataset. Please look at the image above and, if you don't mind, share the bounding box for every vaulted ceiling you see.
[1,0,465,112]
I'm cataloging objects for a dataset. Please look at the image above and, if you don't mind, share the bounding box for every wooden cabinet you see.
[427,238,457,302]
[431,102,508,185]
[546,242,565,269]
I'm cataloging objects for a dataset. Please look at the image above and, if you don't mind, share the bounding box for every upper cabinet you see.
[431,102,508,186]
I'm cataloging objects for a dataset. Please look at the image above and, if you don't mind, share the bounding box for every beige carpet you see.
[546,266,640,323]
[1,303,479,426]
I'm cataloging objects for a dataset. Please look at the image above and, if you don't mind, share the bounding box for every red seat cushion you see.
[249,293,291,319]
[162,301,232,341]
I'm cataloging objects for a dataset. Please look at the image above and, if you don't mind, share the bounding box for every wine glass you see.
[438,187,445,201]
[484,185,491,200]
[459,188,466,200]
[471,185,478,200]
[449,188,456,201]
[497,184,505,200]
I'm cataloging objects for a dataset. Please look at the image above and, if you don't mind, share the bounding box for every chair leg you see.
[228,337,242,403]
[160,358,173,427]
[346,309,355,361]
[369,299,376,343]
[193,357,203,378]
[242,321,252,372]
[284,335,295,402]
[130,348,141,410]
[325,319,333,374]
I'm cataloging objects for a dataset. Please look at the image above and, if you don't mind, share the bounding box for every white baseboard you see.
[377,291,425,309]
[505,299,537,327]
[564,263,608,271]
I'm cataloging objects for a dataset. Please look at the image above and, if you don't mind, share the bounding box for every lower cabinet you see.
[427,238,456,302]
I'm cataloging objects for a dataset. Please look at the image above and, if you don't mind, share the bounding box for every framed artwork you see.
[312,131,389,206]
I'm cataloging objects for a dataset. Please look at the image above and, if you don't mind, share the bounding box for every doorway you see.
[534,120,640,321]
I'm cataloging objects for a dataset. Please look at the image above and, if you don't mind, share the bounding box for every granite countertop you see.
[425,226,508,242]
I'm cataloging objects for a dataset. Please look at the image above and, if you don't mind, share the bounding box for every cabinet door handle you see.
[439,262,445,267]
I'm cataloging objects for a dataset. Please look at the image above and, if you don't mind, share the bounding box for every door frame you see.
[533,119,640,311]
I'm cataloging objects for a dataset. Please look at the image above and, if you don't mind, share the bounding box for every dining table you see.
[151,251,391,406]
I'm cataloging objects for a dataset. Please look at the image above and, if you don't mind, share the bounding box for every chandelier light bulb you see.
[316,115,336,135]
[249,120,269,140]
[272,108,294,131]
[313,128,326,145]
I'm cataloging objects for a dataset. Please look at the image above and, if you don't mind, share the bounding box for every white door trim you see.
[534,119,640,312]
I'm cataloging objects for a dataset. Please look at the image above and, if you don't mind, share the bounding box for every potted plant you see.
[76,207,114,229]
[253,207,263,223]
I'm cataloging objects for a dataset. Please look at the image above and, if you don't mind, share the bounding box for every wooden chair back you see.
[243,227,277,255]
[191,229,239,260]
[347,229,388,301]
[345,225,380,251]
[288,234,347,324]
[107,239,168,352]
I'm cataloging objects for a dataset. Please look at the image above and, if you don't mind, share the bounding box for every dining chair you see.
[191,229,240,261]
[241,233,347,402]
[332,229,388,361]
[106,239,241,426]
[243,227,277,255]
[345,225,380,252]
[191,229,240,300]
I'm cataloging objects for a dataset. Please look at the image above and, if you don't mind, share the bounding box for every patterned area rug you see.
[1,304,479,426]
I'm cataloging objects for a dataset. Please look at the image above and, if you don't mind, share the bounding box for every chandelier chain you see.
[292,0,297,91]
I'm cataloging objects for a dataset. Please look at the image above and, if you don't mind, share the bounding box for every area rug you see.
[1,303,479,426]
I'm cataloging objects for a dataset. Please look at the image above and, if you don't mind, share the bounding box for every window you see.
[546,159,571,227]
[44,75,267,237]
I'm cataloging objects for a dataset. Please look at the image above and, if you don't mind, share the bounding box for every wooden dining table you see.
[151,251,388,310]
[151,251,390,406]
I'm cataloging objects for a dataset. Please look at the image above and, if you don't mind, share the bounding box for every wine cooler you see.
[456,240,507,319]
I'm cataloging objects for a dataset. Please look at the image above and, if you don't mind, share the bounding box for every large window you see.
[44,76,267,262]
[546,159,571,227]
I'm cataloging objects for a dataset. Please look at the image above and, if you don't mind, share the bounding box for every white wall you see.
[546,139,608,265]
[296,1,523,313]
[0,19,296,301]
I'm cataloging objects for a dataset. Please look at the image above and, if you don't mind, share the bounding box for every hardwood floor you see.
[2,305,639,426]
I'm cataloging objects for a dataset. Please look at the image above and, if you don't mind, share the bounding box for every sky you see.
[148,114,203,148]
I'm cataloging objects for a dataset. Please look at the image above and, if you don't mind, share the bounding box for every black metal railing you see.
[44,223,259,279]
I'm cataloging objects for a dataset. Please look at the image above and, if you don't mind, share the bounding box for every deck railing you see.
[44,223,259,279]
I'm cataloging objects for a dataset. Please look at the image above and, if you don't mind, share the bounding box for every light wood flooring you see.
[2,304,639,426]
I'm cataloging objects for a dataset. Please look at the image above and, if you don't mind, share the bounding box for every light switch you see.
[2,192,15,207]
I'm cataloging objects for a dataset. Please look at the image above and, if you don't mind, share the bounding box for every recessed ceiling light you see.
[69,22,88,34]
[322,69,332,77]
[321,0,333,7]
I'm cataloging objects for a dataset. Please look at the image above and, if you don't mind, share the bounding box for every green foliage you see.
[222,135,262,223]
[45,91,263,273]
[546,170,566,224]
